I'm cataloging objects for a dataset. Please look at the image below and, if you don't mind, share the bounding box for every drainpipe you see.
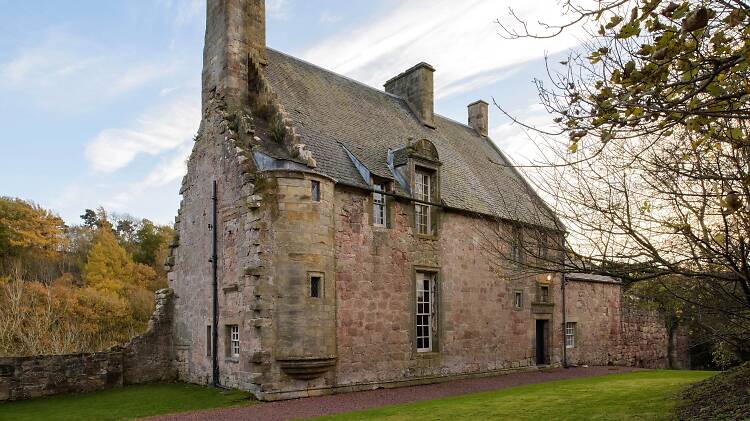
[211,180,220,387]
[561,272,568,368]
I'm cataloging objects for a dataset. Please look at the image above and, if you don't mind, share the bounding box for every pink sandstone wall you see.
[333,186,562,389]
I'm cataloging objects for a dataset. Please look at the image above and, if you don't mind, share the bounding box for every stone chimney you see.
[202,0,267,111]
[468,100,488,137]
[384,63,436,129]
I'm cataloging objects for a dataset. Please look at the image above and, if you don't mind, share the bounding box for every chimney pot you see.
[468,100,488,137]
[384,63,436,129]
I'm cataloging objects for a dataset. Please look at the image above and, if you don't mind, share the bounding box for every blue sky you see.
[0,0,580,225]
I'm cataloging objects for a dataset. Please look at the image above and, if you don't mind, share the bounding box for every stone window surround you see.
[408,157,440,240]
[223,322,240,362]
[371,178,389,228]
[535,281,553,304]
[513,289,524,310]
[410,265,442,358]
[311,180,321,202]
[308,271,325,299]
[565,321,577,348]
[206,325,212,357]
[414,169,432,235]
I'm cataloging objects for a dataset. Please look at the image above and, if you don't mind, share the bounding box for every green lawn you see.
[314,370,717,421]
[0,383,254,421]
[0,371,717,421]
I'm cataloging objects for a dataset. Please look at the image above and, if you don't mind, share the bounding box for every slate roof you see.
[263,48,559,229]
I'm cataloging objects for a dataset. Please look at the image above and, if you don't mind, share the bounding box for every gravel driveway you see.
[146,366,636,421]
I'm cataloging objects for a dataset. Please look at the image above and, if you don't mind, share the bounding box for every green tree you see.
[80,209,98,228]
[497,0,750,363]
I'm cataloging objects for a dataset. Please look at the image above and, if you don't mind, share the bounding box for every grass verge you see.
[314,370,716,421]
[674,361,749,420]
[0,383,254,421]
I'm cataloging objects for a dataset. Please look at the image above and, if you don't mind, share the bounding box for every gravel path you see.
[146,366,637,421]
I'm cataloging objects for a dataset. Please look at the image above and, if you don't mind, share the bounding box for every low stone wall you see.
[610,299,690,369]
[0,289,176,401]
[0,352,123,401]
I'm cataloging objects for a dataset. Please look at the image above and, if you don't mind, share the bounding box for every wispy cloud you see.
[105,141,193,211]
[302,0,584,99]
[0,29,176,112]
[491,102,554,162]
[85,95,199,173]
[267,0,291,20]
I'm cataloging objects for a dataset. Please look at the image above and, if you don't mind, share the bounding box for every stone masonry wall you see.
[169,92,264,393]
[564,280,622,366]
[0,352,123,401]
[0,289,175,402]
[330,187,561,391]
[565,280,689,369]
[614,300,672,368]
[122,289,177,384]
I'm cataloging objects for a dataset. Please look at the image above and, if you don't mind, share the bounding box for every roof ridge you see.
[267,48,484,134]
[267,47,407,103]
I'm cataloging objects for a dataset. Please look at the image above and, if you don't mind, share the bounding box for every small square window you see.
[310,275,322,298]
[227,325,240,358]
[311,180,321,202]
[540,285,550,303]
[513,291,523,309]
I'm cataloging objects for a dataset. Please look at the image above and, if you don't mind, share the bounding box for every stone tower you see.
[168,0,337,398]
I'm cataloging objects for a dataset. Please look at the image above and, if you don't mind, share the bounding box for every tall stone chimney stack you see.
[384,63,436,129]
[468,100,488,137]
[202,0,267,111]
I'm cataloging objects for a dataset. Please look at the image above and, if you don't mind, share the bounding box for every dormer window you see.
[415,169,432,235]
[373,183,386,227]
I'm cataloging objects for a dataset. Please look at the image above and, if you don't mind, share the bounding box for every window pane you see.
[311,180,321,202]
[373,184,386,226]
[310,276,321,298]
[416,273,435,352]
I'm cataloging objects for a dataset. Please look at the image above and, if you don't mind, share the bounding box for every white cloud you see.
[267,0,290,19]
[301,0,584,99]
[490,102,555,162]
[0,30,176,112]
[85,95,200,173]
[105,141,193,211]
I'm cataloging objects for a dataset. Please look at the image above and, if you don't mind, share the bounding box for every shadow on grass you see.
[0,382,255,421]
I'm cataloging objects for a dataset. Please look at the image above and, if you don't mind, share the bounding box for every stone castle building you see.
[164,0,686,401]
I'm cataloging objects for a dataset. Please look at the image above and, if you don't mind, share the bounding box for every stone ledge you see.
[259,364,553,401]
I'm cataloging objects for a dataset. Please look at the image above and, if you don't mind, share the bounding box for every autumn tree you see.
[0,197,67,279]
[494,1,750,363]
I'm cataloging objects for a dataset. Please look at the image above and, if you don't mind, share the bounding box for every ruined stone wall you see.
[0,289,175,401]
[122,289,177,384]
[169,93,265,393]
